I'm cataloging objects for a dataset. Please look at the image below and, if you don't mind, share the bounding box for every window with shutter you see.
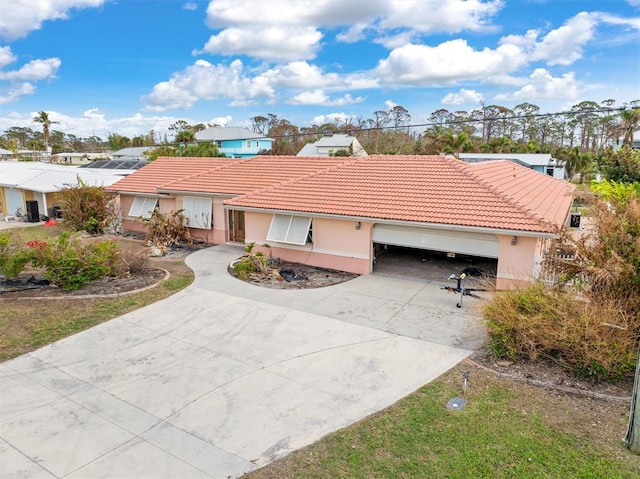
[266,214,312,245]
[128,197,158,218]
[183,196,212,229]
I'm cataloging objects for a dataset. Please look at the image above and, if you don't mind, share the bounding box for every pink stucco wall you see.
[120,194,226,244]
[245,211,372,274]
[495,234,542,289]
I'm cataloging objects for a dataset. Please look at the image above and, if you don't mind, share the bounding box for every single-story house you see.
[112,147,153,161]
[459,153,565,180]
[108,155,576,289]
[0,147,14,159]
[0,161,129,220]
[297,134,367,157]
[194,127,274,158]
[52,152,112,165]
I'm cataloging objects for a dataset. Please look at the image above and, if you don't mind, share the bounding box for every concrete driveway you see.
[0,245,488,479]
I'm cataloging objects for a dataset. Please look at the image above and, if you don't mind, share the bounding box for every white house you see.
[297,134,368,157]
[459,153,565,179]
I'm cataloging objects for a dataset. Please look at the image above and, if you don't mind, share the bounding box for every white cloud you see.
[597,12,640,30]
[207,115,232,126]
[0,82,35,105]
[380,0,503,33]
[374,40,525,86]
[0,46,60,104]
[384,100,397,110]
[0,57,61,81]
[182,2,198,11]
[529,12,598,66]
[202,0,503,60]
[199,27,323,61]
[0,0,106,41]
[142,59,275,111]
[310,112,357,126]
[494,68,580,102]
[0,108,228,139]
[336,23,368,43]
[0,46,17,69]
[260,61,340,89]
[442,89,485,105]
[288,89,364,105]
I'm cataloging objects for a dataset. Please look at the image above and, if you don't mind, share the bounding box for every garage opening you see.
[372,224,498,283]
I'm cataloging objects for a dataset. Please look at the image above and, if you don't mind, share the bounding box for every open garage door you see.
[373,224,499,258]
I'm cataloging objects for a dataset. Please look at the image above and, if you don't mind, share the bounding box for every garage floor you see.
[373,246,497,285]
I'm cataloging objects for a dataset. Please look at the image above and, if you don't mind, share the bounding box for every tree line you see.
[2,99,638,175]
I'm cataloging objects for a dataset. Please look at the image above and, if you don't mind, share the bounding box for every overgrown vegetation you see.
[144,141,226,161]
[485,171,640,380]
[137,208,191,248]
[1,229,133,290]
[231,242,270,280]
[56,179,119,234]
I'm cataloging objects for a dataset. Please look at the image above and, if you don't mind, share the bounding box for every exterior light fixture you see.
[511,236,517,245]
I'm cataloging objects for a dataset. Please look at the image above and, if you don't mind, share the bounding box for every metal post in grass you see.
[623,341,640,453]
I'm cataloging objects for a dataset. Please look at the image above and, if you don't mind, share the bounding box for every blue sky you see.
[0,0,638,140]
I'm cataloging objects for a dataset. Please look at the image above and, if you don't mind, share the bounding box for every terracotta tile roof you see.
[158,155,352,195]
[225,155,576,233]
[106,157,237,194]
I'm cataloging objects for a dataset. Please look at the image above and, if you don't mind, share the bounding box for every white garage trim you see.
[373,224,499,258]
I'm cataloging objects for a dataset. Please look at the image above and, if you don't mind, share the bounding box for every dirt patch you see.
[228,258,359,289]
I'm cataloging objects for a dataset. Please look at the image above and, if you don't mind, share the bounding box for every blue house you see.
[194,127,273,158]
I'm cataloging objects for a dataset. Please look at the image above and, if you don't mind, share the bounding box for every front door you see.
[229,210,245,243]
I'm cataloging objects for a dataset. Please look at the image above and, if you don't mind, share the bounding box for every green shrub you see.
[0,231,32,277]
[231,242,269,279]
[29,232,120,290]
[56,178,118,234]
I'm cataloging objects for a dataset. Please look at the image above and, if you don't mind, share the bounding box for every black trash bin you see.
[25,200,40,222]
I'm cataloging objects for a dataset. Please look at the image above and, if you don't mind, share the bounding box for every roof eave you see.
[222,205,558,238]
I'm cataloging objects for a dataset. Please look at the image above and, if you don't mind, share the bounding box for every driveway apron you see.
[0,244,487,478]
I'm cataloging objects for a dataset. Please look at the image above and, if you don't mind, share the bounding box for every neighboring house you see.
[459,153,565,179]
[0,161,127,219]
[297,134,367,157]
[194,127,274,158]
[78,159,148,173]
[52,152,112,165]
[0,147,14,159]
[112,147,153,161]
[108,155,575,289]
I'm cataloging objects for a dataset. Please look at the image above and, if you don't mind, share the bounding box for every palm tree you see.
[32,111,59,149]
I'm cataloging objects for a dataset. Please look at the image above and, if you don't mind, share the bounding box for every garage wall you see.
[244,211,372,274]
[495,235,541,289]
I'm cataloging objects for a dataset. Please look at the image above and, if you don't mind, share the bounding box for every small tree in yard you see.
[57,178,118,234]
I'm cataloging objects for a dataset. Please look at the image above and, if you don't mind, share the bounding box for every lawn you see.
[0,224,194,361]
[243,363,639,478]
[2,225,638,478]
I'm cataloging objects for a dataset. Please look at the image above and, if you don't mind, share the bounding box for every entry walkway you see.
[0,245,487,478]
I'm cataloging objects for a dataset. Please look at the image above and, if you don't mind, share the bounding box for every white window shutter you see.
[267,214,312,245]
[128,196,157,218]
[183,196,211,229]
